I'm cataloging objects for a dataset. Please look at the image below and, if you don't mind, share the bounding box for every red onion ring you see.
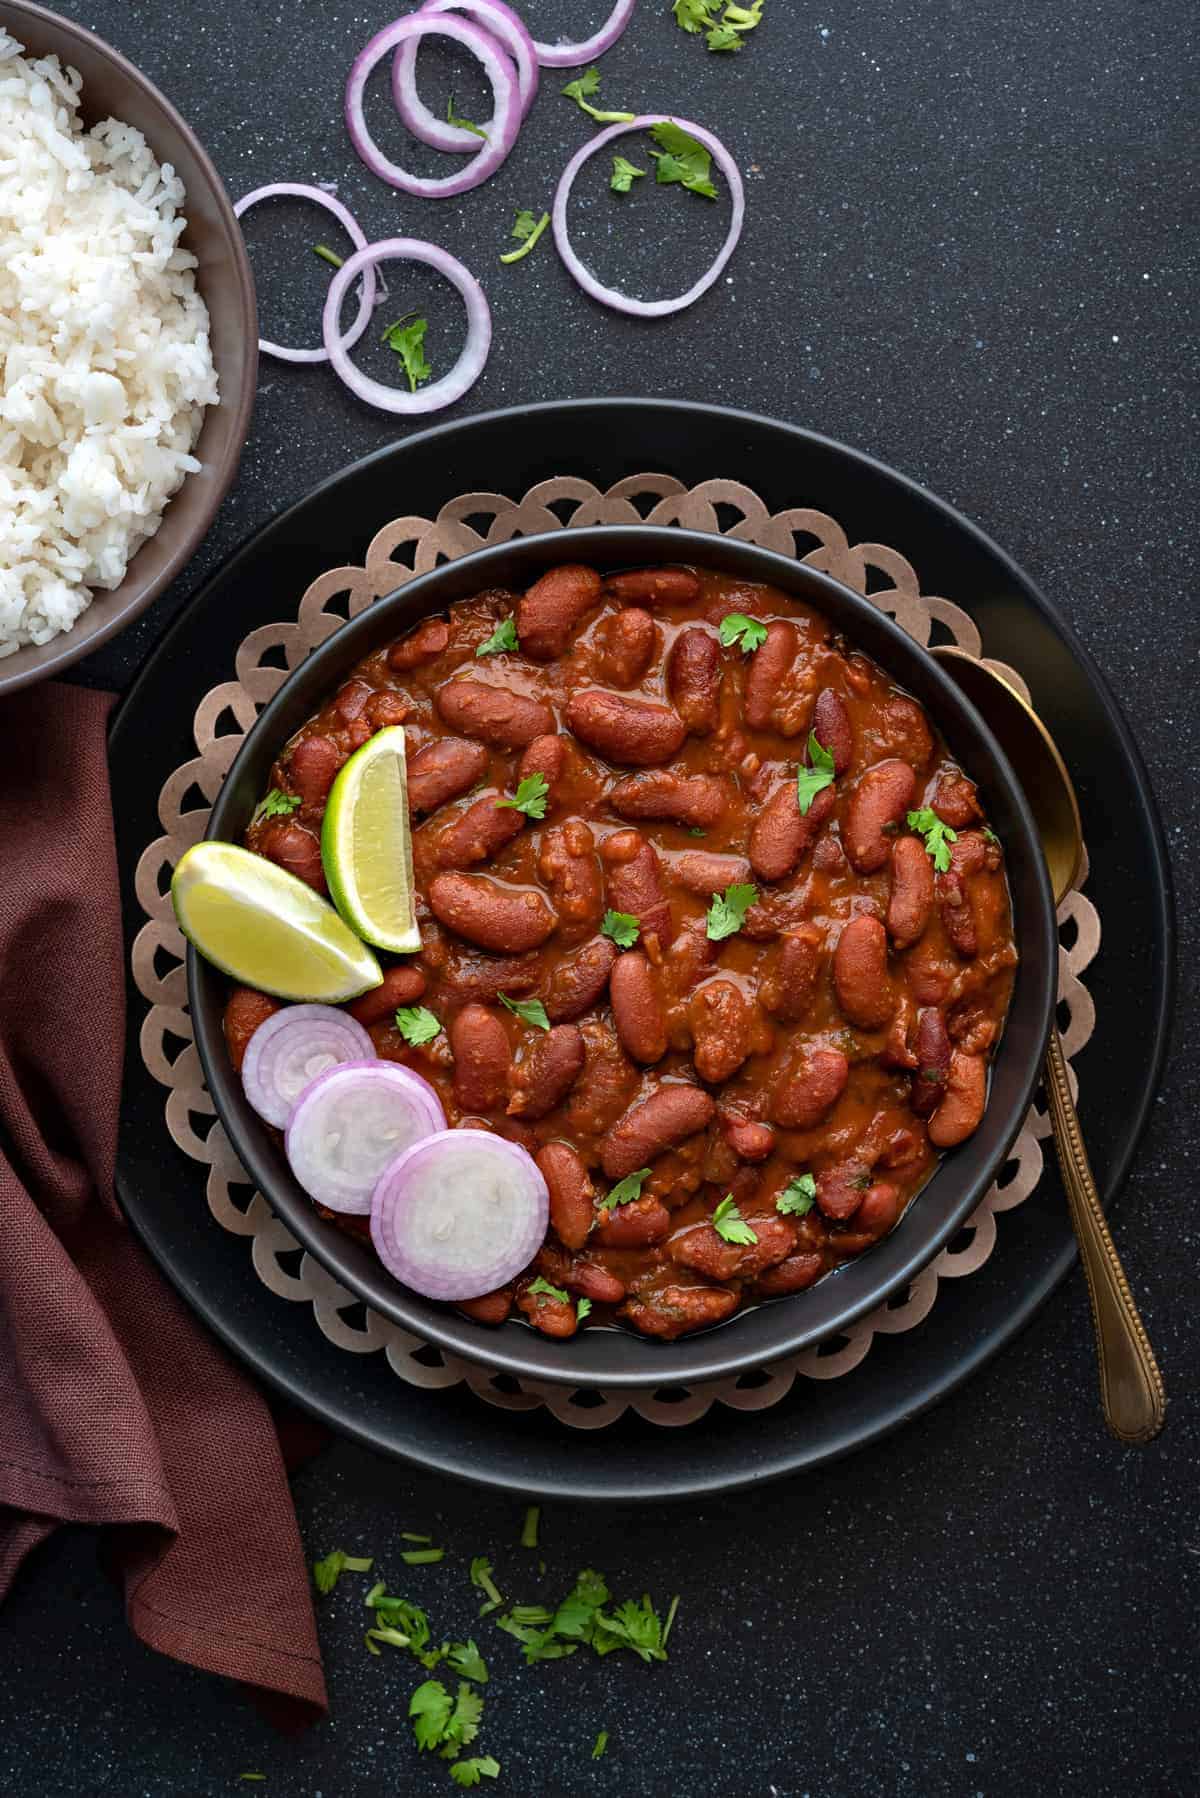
[552,116,745,318]
[531,0,637,68]
[392,0,538,153]
[234,183,377,364]
[346,14,520,196]
[322,238,492,414]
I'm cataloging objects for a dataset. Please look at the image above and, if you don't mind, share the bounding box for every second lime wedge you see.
[321,725,421,954]
[172,840,383,1002]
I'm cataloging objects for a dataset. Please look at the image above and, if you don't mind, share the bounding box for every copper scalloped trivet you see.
[131,476,1100,1431]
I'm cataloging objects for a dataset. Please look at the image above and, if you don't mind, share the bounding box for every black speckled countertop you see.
[3,2,1196,1794]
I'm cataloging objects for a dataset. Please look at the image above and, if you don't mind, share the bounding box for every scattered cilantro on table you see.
[311,1548,373,1594]
[561,65,634,124]
[447,94,486,138]
[649,119,718,199]
[381,314,432,393]
[610,154,646,193]
[500,209,550,265]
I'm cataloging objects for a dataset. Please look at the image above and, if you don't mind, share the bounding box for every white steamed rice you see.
[0,31,219,656]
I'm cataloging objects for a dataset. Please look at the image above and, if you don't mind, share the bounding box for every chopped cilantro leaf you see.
[649,119,718,200]
[410,1679,454,1752]
[251,787,301,827]
[593,1730,609,1760]
[496,773,549,819]
[712,1194,758,1245]
[600,1167,651,1210]
[611,154,646,193]
[500,209,550,265]
[447,94,486,138]
[445,1639,489,1684]
[449,1758,501,1788]
[907,807,959,873]
[562,65,635,124]
[402,1531,433,1544]
[718,612,767,653]
[591,1594,672,1663]
[395,1006,441,1047]
[475,616,518,657]
[312,243,343,270]
[981,824,1000,846]
[521,1505,540,1548]
[576,1296,592,1324]
[499,993,551,1031]
[527,1278,569,1306]
[796,730,836,815]
[312,1549,373,1594]
[673,0,715,30]
[380,314,431,394]
[707,23,743,48]
[402,1547,445,1566]
[706,881,757,941]
[469,1557,504,1617]
[601,909,640,948]
[442,1683,484,1754]
[776,1172,817,1216]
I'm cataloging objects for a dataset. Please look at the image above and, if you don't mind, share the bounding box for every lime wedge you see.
[321,725,421,953]
[172,841,383,1001]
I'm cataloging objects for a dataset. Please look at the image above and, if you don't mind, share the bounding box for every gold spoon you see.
[933,646,1166,1444]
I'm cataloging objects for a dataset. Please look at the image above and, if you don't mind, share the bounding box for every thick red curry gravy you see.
[224,563,1018,1342]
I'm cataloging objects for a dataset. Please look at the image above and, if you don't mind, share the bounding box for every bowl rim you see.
[190,524,1058,1388]
[0,0,257,695]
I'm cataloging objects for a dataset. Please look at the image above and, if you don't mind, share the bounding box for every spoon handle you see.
[1044,1026,1166,1443]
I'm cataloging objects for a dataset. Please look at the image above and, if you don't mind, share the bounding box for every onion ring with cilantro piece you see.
[233,183,377,364]
[391,0,539,153]
[531,0,637,69]
[322,239,492,414]
[346,14,520,195]
[552,115,744,318]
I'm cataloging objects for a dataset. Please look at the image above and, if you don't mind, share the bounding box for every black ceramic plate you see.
[110,400,1175,1500]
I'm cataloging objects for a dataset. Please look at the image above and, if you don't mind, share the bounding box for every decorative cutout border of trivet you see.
[131,475,1098,1431]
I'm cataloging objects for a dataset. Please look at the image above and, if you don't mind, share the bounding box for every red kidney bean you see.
[518,733,567,796]
[334,679,372,724]
[436,679,554,749]
[457,1287,513,1325]
[593,1195,673,1249]
[223,987,282,1071]
[365,691,410,732]
[880,992,918,1070]
[667,1212,796,1281]
[667,627,721,733]
[565,689,687,767]
[347,965,427,1025]
[387,617,450,670]
[543,934,617,1022]
[816,1159,871,1220]
[832,914,895,1031]
[287,734,341,810]
[507,1024,586,1119]
[748,779,835,882]
[936,830,989,958]
[260,820,325,892]
[756,1251,825,1296]
[565,1015,639,1139]
[905,938,955,1006]
[948,996,1000,1055]
[671,850,753,897]
[537,820,604,929]
[887,834,935,948]
[761,924,823,1023]
[439,950,541,1005]
[689,979,752,1084]
[407,738,488,815]
[435,794,525,869]
[517,1282,578,1337]
[928,1049,987,1146]
[601,1083,717,1180]
[597,608,656,687]
[719,1110,776,1162]
[662,921,719,994]
[812,687,854,773]
[537,1141,596,1251]
[610,951,668,1064]
[610,771,728,829]
[854,1181,900,1235]
[744,620,797,729]
[843,758,916,873]
[344,717,372,751]
[910,1007,951,1118]
[600,830,675,951]
[517,564,603,660]
[931,772,982,828]
[881,693,934,769]
[771,1046,850,1129]
[606,567,701,606]
[428,872,557,952]
[536,1243,626,1304]
[449,1003,510,1112]
[622,1283,738,1339]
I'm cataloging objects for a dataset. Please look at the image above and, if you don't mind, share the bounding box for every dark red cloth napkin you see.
[0,681,327,1723]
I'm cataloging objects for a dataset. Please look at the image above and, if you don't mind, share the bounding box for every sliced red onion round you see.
[322,238,492,414]
[371,1129,548,1301]
[241,1004,374,1129]
[286,1061,446,1215]
[346,14,520,196]
[234,183,376,364]
[532,0,636,68]
[392,0,538,153]
[552,115,745,318]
